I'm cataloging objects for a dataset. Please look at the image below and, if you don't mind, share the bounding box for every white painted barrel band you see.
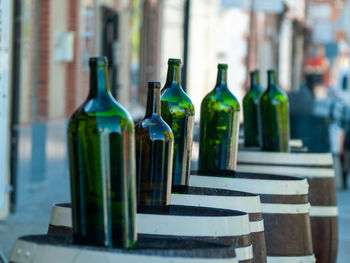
[137,213,250,236]
[237,164,335,178]
[309,206,338,217]
[235,245,254,261]
[239,139,302,147]
[50,205,72,227]
[249,220,264,233]
[289,139,303,148]
[237,151,333,166]
[267,254,316,263]
[170,193,262,214]
[261,203,310,214]
[190,175,309,195]
[11,240,238,263]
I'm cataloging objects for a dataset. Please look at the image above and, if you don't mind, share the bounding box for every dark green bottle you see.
[161,59,194,186]
[243,70,264,147]
[67,57,137,248]
[136,82,174,207]
[259,70,290,152]
[198,64,240,172]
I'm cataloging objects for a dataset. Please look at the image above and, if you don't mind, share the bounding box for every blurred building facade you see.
[18,0,135,124]
[2,0,332,218]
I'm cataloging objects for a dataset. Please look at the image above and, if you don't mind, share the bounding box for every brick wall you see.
[34,0,51,122]
[65,0,80,117]
[23,0,120,122]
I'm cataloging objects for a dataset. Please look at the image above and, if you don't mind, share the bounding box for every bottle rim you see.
[218,64,228,69]
[168,58,181,66]
[89,56,108,67]
[148,81,161,89]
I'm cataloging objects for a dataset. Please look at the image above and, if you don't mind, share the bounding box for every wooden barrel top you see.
[10,234,238,262]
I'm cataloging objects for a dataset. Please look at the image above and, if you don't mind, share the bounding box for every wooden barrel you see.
[190,170,316,263]
[10,234,238,263]
[138,205,254,263]
[170,185,266,263]
[236,151,338,263]
[47,203,253,262]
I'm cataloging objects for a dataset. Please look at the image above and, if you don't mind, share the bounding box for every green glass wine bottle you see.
[259,70,290,152]
[243,70,264,147]
[67,56,137,248]
[136,82,174,208]
[198,64,240,172]
[161,59,195,186]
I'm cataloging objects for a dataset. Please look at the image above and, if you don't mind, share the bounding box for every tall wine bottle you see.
[136,82,174,207]
[67,57,136,248]
[259,70,290,152]
[161,58,194,186]
[243,70,264,147]
[199,64,240,172]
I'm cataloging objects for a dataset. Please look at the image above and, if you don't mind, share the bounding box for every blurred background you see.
[1,0,350,261]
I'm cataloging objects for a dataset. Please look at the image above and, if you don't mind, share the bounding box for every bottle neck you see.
[267,71,277,91]
[165,65,181,86]
[145,87,161,117]
[88,65,110,98]
[250,72,260,90]
[215,68,228,87]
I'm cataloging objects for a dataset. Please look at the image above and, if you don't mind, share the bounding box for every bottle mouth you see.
[89,56,108,67]
[267,69,275,75]
[218,64,228,69]
[168,58,181,66]
[148,81,161,89]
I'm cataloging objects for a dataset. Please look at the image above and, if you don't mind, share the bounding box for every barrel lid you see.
[191,169,306,181]
[11,235,237,261]
[236,172,307,181]
[138,205,246,217]
[172,185,258,197]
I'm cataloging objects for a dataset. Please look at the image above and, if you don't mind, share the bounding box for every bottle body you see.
[243,71,264,147]
[67,57,137,248]
[259,70,290,152]
[136,82,174,208]
[161,59,195,186]
[199,64,240,172]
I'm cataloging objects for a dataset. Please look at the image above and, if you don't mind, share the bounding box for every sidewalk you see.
[0,119,349,262]
[0,119,70,259]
